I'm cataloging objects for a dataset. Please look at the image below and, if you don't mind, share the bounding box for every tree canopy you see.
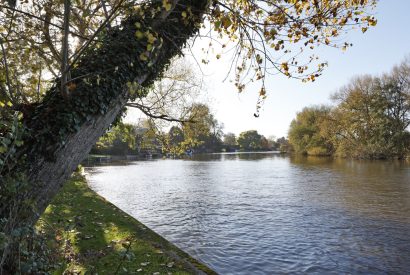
[288,57,410,159]
[288,105,333,156]
[0,0,377,109]
[237,130,263,151]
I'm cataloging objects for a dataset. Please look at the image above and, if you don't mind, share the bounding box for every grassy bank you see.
[37,173,215,274]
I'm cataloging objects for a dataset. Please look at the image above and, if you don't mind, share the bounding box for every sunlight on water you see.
[87,153,410,274]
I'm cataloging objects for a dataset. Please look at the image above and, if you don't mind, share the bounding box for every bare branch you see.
[0,38,14,103]
[0,4,90,41]
[44,7,62,63]
[61,0,71,99]
[37,64,42,101]
[126,102,194,123]
[100,0,111,30]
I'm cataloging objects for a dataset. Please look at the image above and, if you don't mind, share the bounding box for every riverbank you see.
[37,173,215,274]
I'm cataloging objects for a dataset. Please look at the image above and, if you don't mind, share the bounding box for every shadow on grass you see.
[38,174,215,275]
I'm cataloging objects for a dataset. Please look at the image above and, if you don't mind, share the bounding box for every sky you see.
[127,0,410,138]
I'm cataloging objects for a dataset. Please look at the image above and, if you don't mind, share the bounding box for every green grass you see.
[37,173,215,275]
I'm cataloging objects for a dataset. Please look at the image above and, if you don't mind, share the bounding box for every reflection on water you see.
[86,153,410,274]
[191,151,286,161]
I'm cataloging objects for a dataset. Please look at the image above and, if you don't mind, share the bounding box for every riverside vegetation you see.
[288,58,410,159]
[91,105,290,157]
[93,58,409,160]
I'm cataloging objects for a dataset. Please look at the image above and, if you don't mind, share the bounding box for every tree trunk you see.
[1,0,209,270]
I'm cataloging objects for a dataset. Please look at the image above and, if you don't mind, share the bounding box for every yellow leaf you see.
[369,19,377,26]
[139,52,148,61]
[146,32,156,44]
[281,62,289,71]
[162,0,172,11]
[135,31,144,39]
[222,16,232,29]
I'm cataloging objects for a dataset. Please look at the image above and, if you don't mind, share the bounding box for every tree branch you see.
[100,0,111,30]
[126,102,194,123]
[0,38,14,103]
[44,7,62,62]
[0,4,90,41]
[60,0,71,99]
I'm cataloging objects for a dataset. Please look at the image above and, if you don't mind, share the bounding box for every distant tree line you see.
[92,103,291,156]
[288,58,410,159]
[224,131,289,153]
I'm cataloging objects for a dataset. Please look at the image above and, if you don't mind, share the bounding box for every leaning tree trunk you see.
[1,0,209,271]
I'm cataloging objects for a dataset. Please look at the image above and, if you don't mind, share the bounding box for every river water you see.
[86,153,410,274]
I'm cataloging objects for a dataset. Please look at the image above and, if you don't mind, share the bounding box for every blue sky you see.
[126,1,410,138]
[198,0,410,138]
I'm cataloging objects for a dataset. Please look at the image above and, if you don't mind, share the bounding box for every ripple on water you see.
[87,154,410,274]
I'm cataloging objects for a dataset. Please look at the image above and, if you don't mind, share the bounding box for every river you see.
[86,152,410,274]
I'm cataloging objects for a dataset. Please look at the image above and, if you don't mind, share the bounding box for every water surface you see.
[87,153,410,274]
